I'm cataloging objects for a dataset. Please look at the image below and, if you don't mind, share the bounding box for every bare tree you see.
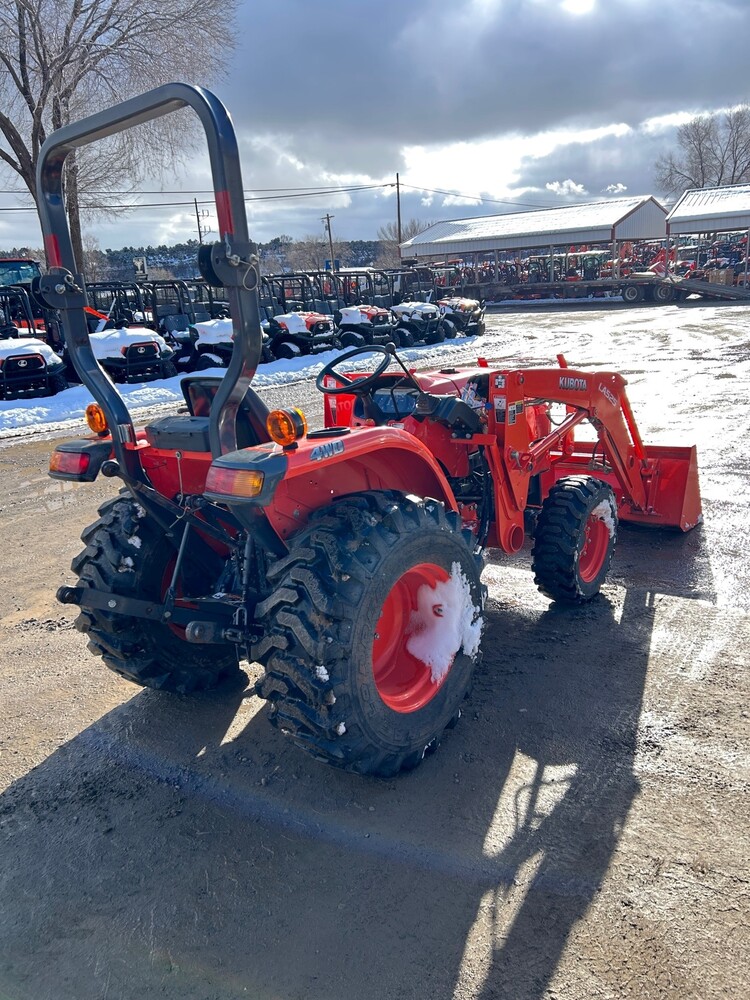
[375,217,433,268]
[0,0,238,267]
[655,104,750,194]
[285,234,350,273]
[79,233,109,282]
[285,235,327,273]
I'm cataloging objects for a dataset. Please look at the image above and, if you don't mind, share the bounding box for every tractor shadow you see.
[0,529,708,1000]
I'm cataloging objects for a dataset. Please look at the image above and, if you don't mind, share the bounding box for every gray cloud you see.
[223,0,750,146]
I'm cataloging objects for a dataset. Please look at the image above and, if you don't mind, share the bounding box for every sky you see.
[1,0,749,254]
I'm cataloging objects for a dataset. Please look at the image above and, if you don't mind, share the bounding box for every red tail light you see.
[49,450,91,476]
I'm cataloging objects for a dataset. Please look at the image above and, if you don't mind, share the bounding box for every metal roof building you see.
[666,184,750,235]
[400,196,668,260]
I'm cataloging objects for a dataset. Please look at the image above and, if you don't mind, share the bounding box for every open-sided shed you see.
[666,184,750,236]
[400,196,668,261]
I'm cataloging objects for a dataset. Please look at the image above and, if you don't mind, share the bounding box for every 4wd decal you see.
[598,383,618,406]
[559,376,588,391]
[310,439,345,462]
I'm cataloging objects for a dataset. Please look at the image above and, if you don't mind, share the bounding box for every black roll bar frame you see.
[36,83,263,480]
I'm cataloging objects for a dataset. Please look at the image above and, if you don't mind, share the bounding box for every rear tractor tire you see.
[252,491,485,776]
[273,341,301,360]
[531,476,617,604]
[195,353,222,371]
[71,495,244,693]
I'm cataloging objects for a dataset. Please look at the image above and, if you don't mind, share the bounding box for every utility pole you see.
[322,213,336,271]
[396,173,402,246]
[195,198,212,244]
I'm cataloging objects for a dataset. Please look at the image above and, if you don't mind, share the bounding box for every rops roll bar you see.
[35,83,263,478]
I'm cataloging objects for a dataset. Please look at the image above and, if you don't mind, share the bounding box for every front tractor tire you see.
[531,476,618,604]
[253,492,484,776]
[71,495,244,693]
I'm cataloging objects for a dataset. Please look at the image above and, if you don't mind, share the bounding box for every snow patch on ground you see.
[406,561,483,683]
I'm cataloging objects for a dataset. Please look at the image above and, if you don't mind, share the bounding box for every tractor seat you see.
[144,376,271,453]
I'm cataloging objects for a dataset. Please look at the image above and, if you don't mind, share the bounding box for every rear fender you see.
[207,426,457,544]
[270,428,456,541]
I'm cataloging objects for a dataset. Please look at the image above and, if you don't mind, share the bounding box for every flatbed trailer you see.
[457,274,750,306]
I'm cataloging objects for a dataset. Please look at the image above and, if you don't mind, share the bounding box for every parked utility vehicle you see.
[437,295,486,338]
[0,284,67,396]
[0,335,67,399]
[191,315,274,368]
[42,85,701,777]
[390,298,446,344]
[87,324,177,383]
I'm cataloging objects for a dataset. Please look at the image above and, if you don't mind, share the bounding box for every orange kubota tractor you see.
[42,85,701,777]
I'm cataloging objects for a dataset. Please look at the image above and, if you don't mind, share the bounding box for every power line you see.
[0,181,566,216]
[0,182,393,213]
[399,183,553,210]
[0,180,552,209]
[0,183,396,195]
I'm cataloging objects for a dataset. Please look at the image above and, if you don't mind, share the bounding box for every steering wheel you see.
[316,344,392,396]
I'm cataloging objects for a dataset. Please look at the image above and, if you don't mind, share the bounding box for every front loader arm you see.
[490,363,700,533]
[506,367,649,511]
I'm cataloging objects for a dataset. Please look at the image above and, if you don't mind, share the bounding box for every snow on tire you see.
[252,491,485,776]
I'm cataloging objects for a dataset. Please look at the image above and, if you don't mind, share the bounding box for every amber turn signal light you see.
[85,403,109,435]
[205,466,265,498]
[266,407,307,447]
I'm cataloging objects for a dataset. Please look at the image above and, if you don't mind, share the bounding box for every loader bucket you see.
[620,444,702,531]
